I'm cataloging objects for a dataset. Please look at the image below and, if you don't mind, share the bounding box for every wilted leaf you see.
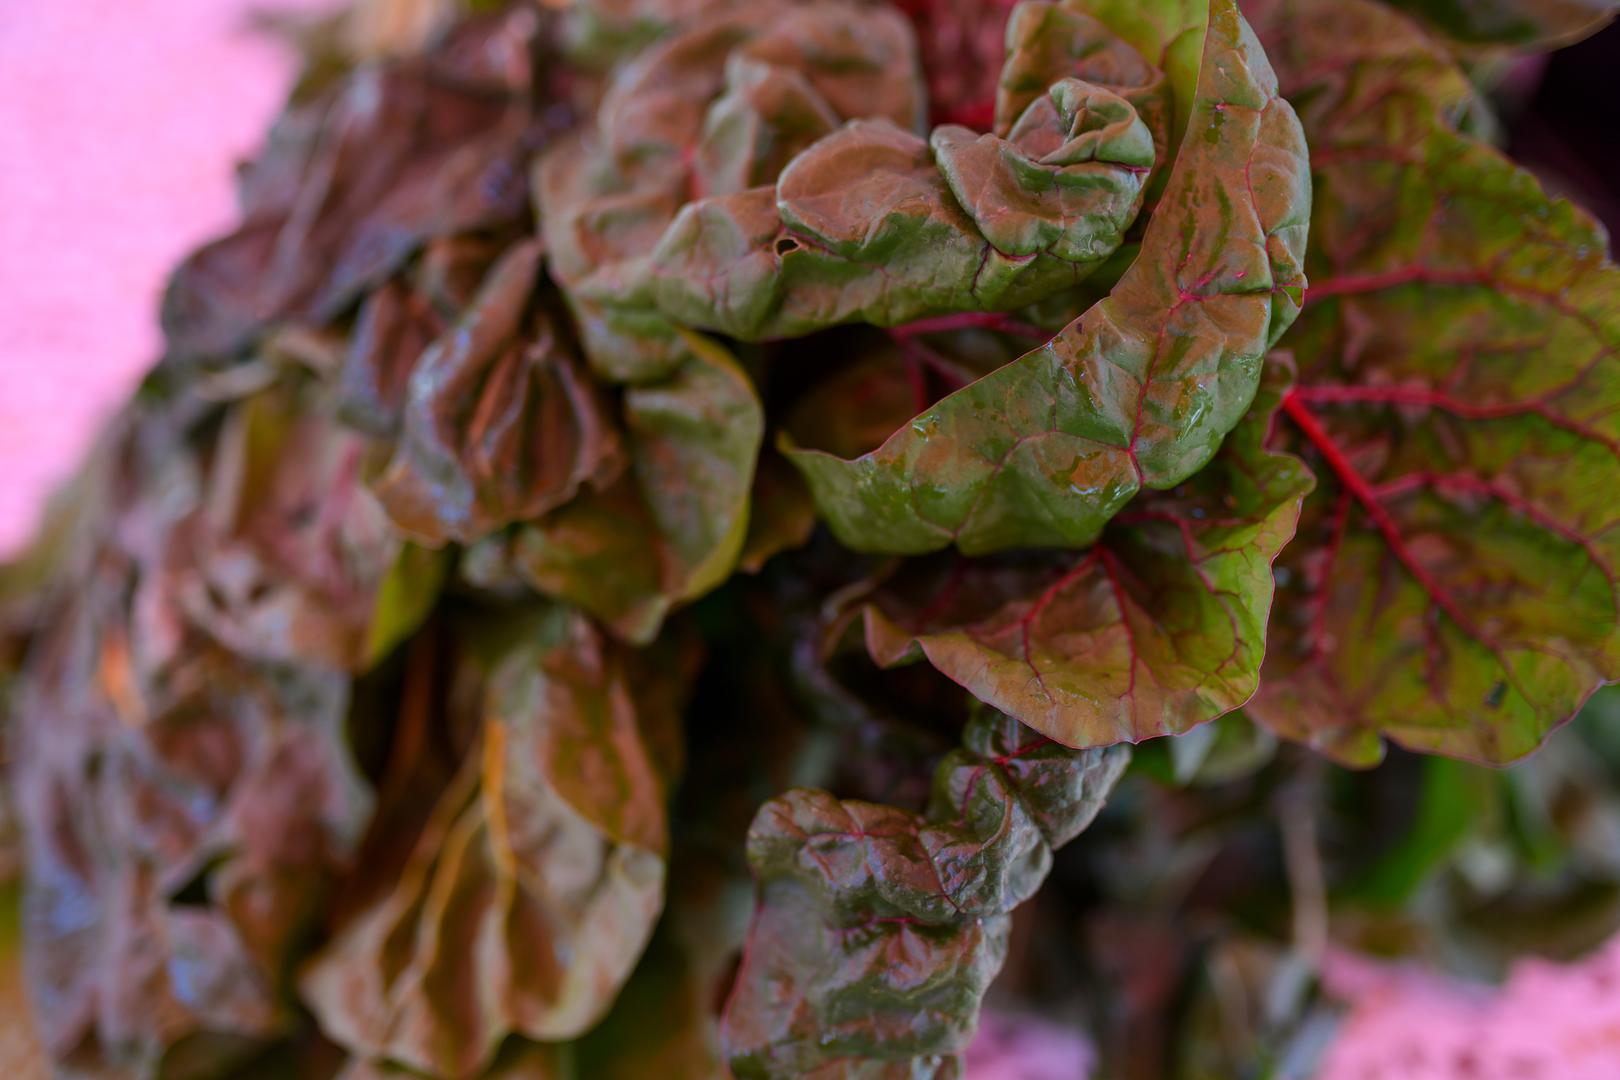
[1245,0,1620,764]
[854,366,1309,747]
[303,609,690,1078]
[787,0,1310,555]
[372,241,627,545]
[16,578,370,1073]
[163,6,560,364]
[721,710,1129,1077]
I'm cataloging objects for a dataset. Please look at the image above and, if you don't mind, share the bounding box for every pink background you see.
[3,3,1618,1078]
[0,0,328,557]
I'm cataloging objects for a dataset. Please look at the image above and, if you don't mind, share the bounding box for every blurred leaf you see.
[1340,757,1502,910]
[303,609,691,1078]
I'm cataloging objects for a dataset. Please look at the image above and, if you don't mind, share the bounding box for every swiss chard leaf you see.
[720,710,1129,1077]
[162,8,556,365]
[473,330,763,644]
[538,0,1163,380]
[855,365,1309,747]
[302,609,690,1078]
[372,241,627,546]
[338,234,507,437]
[787,0,1310,555]
[1379,0,1619,48]
[179,383,445,672]
[1245,0,1620,764]
[18,591,369,1072]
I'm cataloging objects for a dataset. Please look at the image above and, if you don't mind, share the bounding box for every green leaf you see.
[478,331,763,644]
[302,610,690,1078]
[721,710,1129,1077]
[1340,756,1501,910]
[1244,0,1620,764]
[603,86,1155,334]
[1379,0,1619,48]
[852,365,1309,747]
[1066,0,1212,144]
[538,0,1163,378]
[363,542,451,667]
[787,0,1310,555]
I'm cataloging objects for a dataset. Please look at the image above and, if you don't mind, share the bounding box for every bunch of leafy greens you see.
[3,0,1620,1076]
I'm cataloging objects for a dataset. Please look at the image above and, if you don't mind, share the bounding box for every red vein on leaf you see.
[1280,392,1478,635]
[1111,507,1248,677]
[1292,383,1620,459]
[1375,471,1613,578]
[1017,552,1101,700]
[1303,267,1614,400]
[993,737,1055,766]
[1097,548,1140,699]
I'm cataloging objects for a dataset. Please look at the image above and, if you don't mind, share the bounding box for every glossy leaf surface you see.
[858,367,1309,747]
[788,0,1310,555]
[721,711,1129,1077]
[538,0,1167,380]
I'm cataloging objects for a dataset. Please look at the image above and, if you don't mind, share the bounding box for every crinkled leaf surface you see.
[303,609,688,1078]
[858,367,1309,747]
[476,331,763,644]
[539,0,1165,379]
[993,1,1172,170]
[372,241,626,545]
[787,0,1310,555]
[1060,0,1213,142]
[1381,0,1620,48]
[721,710,1129,1078]
[590,85,1155,336]
[1245,0,1620,764]
[537,0,928,381]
